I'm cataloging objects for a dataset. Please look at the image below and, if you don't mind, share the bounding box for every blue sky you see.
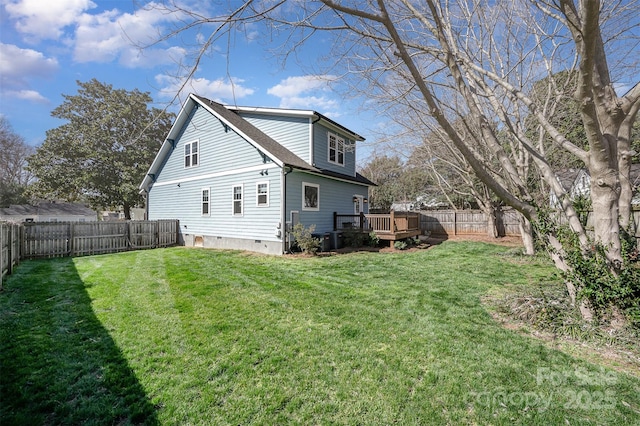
[0,0,378,161]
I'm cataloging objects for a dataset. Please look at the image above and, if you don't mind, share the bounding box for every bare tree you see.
[147,0,640,321]
[0,117,34,207]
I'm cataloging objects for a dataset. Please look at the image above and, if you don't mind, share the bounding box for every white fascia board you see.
[139,97,196,192]
[226,105,315,118]
[227,105,365,142]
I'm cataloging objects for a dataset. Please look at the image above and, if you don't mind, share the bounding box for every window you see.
[201,188,210,216]
[184,140,199,168]
[328,133,345,166]
[257,182,269,207]
[302,182,319,211]
[232,184,243,215]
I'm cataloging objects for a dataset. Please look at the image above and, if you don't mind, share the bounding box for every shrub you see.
[368,231,380,247]
[291,223,321,254]
[394,240,408,250]
[534,208,640,328]
[343,228,367,248]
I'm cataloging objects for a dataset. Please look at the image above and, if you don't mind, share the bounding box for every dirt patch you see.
[488,310,640,378]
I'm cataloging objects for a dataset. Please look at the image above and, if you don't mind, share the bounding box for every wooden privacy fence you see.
[420,209,521,236]
[1,222,21,286]
[1,220,179,283]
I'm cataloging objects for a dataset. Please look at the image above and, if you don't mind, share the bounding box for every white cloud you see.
[0,43,57,102]
[73,5,186,67]
[5,0,188,68]
[0,43,59,78]
[155,74,255,103]
[267,75,339,112]
[7,89,49,104]
[4,0,96,40]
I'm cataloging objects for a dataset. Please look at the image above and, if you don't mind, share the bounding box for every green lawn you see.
[1,242,639,425]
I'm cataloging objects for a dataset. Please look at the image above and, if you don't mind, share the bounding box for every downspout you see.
[281,165,292,254]
[310,115,321,165]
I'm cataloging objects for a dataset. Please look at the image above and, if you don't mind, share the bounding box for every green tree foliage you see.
[27,79,174,218]
[359,155,431,210]
[0,117,33,207]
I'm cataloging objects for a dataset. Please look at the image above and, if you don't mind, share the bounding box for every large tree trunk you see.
[518,214,535,256]
[123,203,132,220]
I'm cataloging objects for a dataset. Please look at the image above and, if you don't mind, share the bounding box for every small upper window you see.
[202,188,210,216]
[257,182,269,207]
[302,182,319,211]
[185,140,199,168]
[232,185,243,216]
[328,133,345,166]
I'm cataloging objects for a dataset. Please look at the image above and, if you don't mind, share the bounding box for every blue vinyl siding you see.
[147,103,282,242]
[312,123,357,177]
[285,170,368,234]
[238,113,311,162]
[149,167,281,241]
[153,106,274,184]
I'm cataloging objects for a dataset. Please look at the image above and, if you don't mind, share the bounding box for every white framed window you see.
[201,188,210,216]
[184,140,199,168]
[232,184,243,216]
[256,182,269,207]
[302,182,319,211]
[328,133,345,166]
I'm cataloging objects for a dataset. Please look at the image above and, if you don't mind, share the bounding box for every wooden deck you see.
[333,211,422,241]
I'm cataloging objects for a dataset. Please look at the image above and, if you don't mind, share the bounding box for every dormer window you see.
[328,133,345,166]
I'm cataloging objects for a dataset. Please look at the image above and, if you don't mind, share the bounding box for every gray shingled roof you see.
[0,202,95,217]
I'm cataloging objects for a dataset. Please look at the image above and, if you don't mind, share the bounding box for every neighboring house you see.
[550,168,588,208]
[139,94,374,255]
[101,208,146,221]
[550,165,640,208]
[0,202,97,222]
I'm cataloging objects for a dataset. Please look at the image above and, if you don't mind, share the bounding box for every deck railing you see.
[333,212,369,231]
[333,211,421,233]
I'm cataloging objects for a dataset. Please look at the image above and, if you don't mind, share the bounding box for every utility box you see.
[312,233,331,252]
[330,231,343,250]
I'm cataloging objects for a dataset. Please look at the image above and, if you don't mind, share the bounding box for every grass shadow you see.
[0,257,158,425]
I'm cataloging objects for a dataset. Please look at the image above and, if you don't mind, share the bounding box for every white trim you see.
[308,117,314,165]
[153,164,279,187]
[302,182,320,211]
[327,132,345,167]
[256,181,269,207]
[201,187,211,217]
[226,105,365,141]
[232,183,244,216]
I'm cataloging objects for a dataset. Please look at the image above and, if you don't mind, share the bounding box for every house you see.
[550,165,640,208]
[0,202,97,223]
[139,94,374,255]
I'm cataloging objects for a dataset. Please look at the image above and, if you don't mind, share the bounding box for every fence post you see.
[390,210,396,232]
[69,222,75,257]
[333,212,338,231]
[1,224,4,288]
[7,224,13,277]
[454,210,457,236]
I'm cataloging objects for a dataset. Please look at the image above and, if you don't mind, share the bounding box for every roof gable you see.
[140,94,373,192]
